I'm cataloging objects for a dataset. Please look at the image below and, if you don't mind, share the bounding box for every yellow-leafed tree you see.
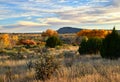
[0,34,19,48]
[12,35,18,42]
[41,29,58,37]
[0,34,10,48]
[10,35,19,47]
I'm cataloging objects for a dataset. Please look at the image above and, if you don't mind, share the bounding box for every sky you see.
[0,0,120,33]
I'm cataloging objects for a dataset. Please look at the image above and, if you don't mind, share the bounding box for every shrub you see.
[34,53,61,80]
[87,37,102,54]
[79,37,102,55]
[45,36,62,48]
[100,27,120,59]
[18,39,36,46]
[78,37,88,54]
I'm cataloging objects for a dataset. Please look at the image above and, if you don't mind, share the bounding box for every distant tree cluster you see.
[78,27,120,59]
[77,29,111,38]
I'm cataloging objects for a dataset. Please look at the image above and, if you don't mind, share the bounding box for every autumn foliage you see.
[0,34,19,48]
[12,35,18,42]
[0,34,10,48]
[77,29,111,38]
[18,39,36,45]
[41,29,58,37]
[36,41,46,46]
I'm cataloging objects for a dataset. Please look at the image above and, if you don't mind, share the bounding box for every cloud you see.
[112,0,120,7]
[0,0,120,32]
[54,5,120,25]
[91,0,110,3]
[18,21,49,26]
[46,18,79,25]
[0,26,3,29]
[59,0,68,3]
[29,0,50,3]
[0,25,49,33]
[37,17,79,26]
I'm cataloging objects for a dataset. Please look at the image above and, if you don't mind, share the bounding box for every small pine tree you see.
[45,36,62,48]
[100,27,120,59]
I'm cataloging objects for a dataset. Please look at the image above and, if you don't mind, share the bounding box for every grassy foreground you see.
[0,46,120,82]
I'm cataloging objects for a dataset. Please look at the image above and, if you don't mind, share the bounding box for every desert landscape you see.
[0,0,120,82]
[0,28,120,82]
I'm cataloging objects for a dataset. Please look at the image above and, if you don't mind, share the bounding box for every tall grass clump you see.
[34,53,61,81]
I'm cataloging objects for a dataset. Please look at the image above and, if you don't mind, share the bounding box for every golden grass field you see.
[0,45,120,82]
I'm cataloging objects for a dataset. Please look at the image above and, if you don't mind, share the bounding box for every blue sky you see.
[0,0,120,32]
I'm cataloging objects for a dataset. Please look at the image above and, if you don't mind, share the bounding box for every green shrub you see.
[87,37,102,54]
[100,27,120,59]
[34,53,61,80]
[78,37,88,54]
[79,37,102,55]
[45,36,62,48]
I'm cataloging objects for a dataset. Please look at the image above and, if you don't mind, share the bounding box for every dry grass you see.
[0,46,120,82]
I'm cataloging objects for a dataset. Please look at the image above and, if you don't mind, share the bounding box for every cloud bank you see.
[0,0,120,32]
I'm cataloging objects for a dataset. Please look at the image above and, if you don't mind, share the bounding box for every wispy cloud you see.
[112,0,120,6]
[18,21,49,26]
[0,26,3,29]
[38,17,79,25]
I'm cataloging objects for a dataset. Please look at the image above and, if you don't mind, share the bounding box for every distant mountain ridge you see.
[57,27,82,34]
[57,27,120,34]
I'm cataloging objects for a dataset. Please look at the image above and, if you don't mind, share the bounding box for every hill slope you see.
[57,27,82,34]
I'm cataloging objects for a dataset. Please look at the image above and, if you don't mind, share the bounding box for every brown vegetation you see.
[18,39,36,45]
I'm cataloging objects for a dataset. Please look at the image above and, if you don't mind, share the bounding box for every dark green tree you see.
[46,36,62,48]
[100,27,120,59]
[78,37,102,55]
[78,38,88,54]
[87,37,102,54]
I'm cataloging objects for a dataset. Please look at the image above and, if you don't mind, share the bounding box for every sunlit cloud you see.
[91,0,110,2]
[18,21,49,26]
[38,17,79,25]
[0,26,3,29]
